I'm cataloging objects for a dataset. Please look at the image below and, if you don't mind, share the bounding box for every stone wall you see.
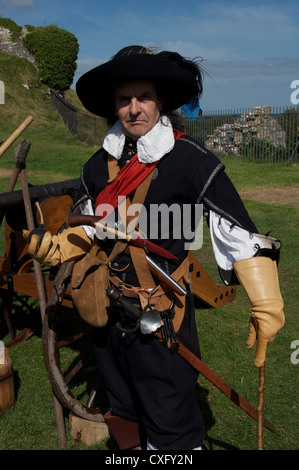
[0,26,37,67]
[205,106,286,156]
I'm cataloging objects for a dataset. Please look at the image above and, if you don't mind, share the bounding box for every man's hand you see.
[23,226,92,266]
[233,256,285,367]
[23,229,60,265]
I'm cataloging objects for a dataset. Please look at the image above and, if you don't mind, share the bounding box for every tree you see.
[23,25,79,92]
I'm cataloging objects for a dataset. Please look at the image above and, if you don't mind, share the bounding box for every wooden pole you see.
[0,138,31,228]
[257,364,265,450]
[15,140,67,447]
[0,116,34,157]
[19,169,47,324]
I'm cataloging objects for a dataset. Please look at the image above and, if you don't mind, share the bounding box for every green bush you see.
[24,24,35,33]
[0,17,22,42]
[23,25,79,92]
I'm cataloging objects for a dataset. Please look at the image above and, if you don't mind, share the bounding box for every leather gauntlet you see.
[23,226,92,266]
[233,256,285,367]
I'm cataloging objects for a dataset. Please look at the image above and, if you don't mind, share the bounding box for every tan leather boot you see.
[233,256,285,367]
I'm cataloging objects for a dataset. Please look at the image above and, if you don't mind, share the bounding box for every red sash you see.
[95,129,185,217]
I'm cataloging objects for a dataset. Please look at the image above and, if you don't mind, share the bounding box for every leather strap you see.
[107,158,156,265]
[109,256,190,331]
[107,153,188,331]
[105,131,188,331]
[107,153,120,183]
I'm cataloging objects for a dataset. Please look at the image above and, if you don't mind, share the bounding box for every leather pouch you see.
[71,248,110,327]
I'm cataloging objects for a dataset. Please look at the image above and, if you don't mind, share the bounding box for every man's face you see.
[114,80,163,140]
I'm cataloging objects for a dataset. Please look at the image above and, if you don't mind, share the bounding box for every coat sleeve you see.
[182,137,280,284]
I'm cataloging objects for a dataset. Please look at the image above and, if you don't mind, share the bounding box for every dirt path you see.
[0,168,70,183]
[239,186,299,207]
[0,169,13,178]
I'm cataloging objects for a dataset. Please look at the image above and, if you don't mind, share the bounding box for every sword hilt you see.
[106,285,141,318]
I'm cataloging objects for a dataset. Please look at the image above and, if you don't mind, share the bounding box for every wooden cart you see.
[0,187,236,446]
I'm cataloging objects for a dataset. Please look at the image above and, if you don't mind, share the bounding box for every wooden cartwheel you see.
[42,260,106,424]
[1,191,108,447]
[41,252,237,445]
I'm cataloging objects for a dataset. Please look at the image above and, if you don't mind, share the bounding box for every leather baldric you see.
[106,147,189,333]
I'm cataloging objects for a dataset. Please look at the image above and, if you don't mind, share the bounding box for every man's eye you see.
[117,97,130,105]
[140,94,150,101]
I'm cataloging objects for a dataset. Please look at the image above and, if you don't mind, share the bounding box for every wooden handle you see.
[66,213,131,241]
[66,213,103,228]
[0,116,34,157]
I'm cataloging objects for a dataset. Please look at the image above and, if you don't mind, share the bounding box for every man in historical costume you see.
[24,45,285,450]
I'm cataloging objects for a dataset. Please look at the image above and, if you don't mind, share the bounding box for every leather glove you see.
[233,256,285,367]
[23,226,92,266]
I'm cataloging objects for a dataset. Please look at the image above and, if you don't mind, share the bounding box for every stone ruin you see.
[204,106,286,156]
[0,26,37,67]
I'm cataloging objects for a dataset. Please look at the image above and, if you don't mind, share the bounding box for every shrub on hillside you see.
[0,17,22,41]
[23,25,79,92]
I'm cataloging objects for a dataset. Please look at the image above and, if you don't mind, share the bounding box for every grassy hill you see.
[0,52,100,189]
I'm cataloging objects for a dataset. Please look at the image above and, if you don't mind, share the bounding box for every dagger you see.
[65,213,177,260]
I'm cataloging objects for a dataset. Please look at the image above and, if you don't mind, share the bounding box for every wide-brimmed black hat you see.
[76,45,203,118]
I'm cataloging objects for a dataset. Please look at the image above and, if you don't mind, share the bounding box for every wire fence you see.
[51,90,299,163]
[184,105,299,163]
[50,89,108,146]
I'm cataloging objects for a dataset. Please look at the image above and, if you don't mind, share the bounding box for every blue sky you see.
[1,0,298,111]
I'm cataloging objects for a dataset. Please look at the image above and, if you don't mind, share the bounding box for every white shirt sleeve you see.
[209,211,265,271]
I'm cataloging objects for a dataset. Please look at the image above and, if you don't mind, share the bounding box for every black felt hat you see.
[76,45,203,118]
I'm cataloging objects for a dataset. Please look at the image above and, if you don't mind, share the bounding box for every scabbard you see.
[155,331,279,436]
[105,284,279,436]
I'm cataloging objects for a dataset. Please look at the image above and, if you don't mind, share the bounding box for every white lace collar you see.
[102,116,175,164]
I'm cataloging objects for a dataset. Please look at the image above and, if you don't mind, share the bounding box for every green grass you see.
[1,162,297,451]
[219,155,299,191]
[193,199,298,451]
[0,52,100,191]
[0,51,298,451]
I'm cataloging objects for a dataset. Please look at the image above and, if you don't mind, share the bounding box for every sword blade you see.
[157,332,280,436]
[66,213,177,260]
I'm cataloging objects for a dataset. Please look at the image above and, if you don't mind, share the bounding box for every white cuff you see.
[209,211,264,271]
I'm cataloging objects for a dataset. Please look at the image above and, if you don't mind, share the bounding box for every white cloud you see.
[206,57,299,78]
[75,58,104,75]
[160,40,236,62]
[1,0,35,9]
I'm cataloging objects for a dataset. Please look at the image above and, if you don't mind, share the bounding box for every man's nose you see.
[129,98,140,115]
